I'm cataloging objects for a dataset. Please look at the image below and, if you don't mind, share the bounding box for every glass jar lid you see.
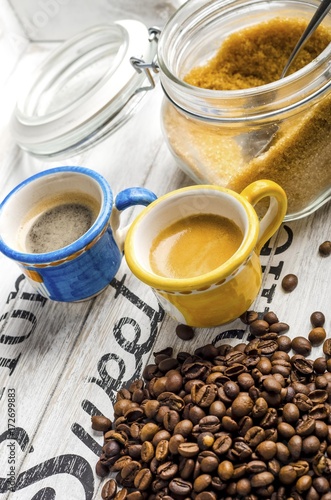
[11,20,157,158]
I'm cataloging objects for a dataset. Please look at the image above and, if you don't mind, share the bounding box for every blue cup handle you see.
[111,187,157,251]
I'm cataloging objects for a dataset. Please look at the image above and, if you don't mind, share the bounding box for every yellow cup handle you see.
[240,179,287,254]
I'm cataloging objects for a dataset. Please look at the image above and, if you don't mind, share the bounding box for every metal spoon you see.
[244,0,331,159]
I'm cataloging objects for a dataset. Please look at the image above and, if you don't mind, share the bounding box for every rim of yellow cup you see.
[124,185,260,292]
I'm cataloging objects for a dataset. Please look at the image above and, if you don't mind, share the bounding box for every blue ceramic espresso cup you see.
[0,166,157,301]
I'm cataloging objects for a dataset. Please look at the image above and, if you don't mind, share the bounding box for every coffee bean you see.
[189,404,207,424]
[237,477,252,495]
[212,434,232,455]
[283,402,300,423]
[258,339,278,355]
[309,388,328,404]
[91,415,112,432]
[195,492,217,500]
[200,455,219,473]
[143,399,160,419]
[293,357,314,375]
[296,474,313,493]
[114,489,128,500]
[308,326,326,347]
[193,473,212,493]
[249,319,270,337]
[217,460,233,480]
[323,339,331,356]
[293,393,313,412]
[176,324,195,340]
[124,407,144,423]
[200,343,219,359]
[173,419,193,437]
[158,357,179,372]
[279,464,297,485]
[250,471,274,488]
[237,372,254,390]
[314,357,327,375]
[277,422,296,440]
[262,375,282,394]
[296,417,316,437]
[169,478,192,495]
[112,456,132,472]
[127,444,142,460]
[126,493,144,500]
[223,380,240,399]
[291,336,312,356]
[101,479,117,499]
[103,439,122,459]
[165,369,183,393]
[256,440,277,460]
[96,460,110,478]
[178,442,200,458]
[199,415,221,433]
[319,240,331,257]
[178,457,194,480]
[157,460,178,480]
[152,429,171,446]
[269,321,290,334]
[120,460,141,483]
[140,441,154,463]
[155,439,169,461]
[133,468,152,490]
[281,273,298,292]
[163,410,180,434]
[140,423,159,442]
[197,432,214,451]
[240,310,259,324]
[113,399,134,417]
[302,435,321,455]
[313,476,330,493]
[231,394,254,418]
[244,426,265,447]
[193,384,218,407]
[310,311,326,327]
[256,357,272,375]
[263,311,279,325]
[277,335,292,352]
[288,435,303,460]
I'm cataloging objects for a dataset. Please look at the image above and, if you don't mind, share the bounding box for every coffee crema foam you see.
[19,192,100,254]
[149,213,243,279]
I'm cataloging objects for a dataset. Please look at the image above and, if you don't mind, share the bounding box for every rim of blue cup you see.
[0,166,113,264]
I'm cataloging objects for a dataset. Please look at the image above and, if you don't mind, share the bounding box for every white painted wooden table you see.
[0,2,330,499]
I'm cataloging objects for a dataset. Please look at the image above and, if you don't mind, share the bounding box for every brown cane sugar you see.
[163,18,331,216]
[184,19,330,90]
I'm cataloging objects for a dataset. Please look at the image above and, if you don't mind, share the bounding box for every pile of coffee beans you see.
[94,310,330,500]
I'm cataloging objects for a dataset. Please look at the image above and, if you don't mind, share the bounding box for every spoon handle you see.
[281,0,331,77]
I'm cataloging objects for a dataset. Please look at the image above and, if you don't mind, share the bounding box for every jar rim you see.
[158,0,331,121]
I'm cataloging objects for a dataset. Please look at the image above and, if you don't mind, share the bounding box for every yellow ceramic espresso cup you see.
[124,180,287,327]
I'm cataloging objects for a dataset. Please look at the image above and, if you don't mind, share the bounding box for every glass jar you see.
[157,0,331,220]
[11,21,159,159]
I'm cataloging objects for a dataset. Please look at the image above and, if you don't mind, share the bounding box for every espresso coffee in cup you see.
[149,213,243,279]
[0,166,157,302]
[125,180,287,327]
[19,191,100,254]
